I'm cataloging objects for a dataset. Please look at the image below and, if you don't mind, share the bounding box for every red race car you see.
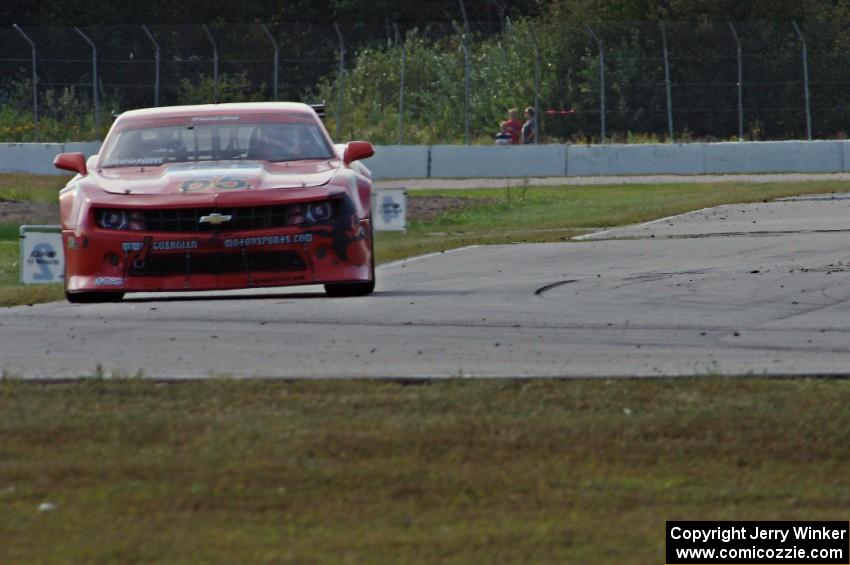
[53,102,376,303]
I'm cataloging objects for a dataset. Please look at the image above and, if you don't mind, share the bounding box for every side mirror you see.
[343,141,375,165]
[54,152,88,175]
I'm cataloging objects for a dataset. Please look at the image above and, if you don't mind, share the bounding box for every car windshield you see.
[100,121,334,168]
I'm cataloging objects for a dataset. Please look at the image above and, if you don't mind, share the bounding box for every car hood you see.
[93,160,339,195]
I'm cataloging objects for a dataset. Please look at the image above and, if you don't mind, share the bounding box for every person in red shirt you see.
[498,108,523,145]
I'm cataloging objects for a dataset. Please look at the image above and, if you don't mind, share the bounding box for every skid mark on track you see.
[534,280,578,296]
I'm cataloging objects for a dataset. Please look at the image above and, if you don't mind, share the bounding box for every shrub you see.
[177,72,267,105]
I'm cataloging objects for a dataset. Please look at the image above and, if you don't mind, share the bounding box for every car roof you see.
[118,102,315,120]
[113,103,320,130]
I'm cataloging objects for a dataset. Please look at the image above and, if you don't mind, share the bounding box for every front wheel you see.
[65,291,125,303]
[324,278,375,297]
[324,258,375,296]
[324,224,375,297]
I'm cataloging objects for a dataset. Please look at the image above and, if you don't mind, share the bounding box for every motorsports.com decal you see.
[123,237,312,252]
[223,234,313,248]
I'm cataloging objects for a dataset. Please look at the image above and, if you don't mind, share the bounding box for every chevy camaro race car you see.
[53,102,376,303]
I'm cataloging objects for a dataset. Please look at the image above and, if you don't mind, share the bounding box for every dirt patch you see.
[0,200,60,225]
[407,195,493,222]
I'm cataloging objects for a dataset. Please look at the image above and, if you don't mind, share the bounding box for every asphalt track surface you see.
[4,191,850,379]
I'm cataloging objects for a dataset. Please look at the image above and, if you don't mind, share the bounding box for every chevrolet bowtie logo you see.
[199,213,233,225]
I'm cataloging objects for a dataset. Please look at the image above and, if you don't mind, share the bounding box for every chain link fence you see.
[1,21,848,144]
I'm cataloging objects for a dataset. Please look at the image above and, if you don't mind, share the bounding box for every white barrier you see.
[366,145,429,179]
[0,144,69,175]
[64,141,103,157]
[429,145,567,178]
[0,142,103,175]
[5,140,850,179]
[703,140,844,174]
[566,143,705,176]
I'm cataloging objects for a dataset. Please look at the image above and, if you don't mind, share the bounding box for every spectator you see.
[499,108,523,145]
[522,106,537,144]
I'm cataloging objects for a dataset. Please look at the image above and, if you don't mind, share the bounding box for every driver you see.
[251,125,302,161]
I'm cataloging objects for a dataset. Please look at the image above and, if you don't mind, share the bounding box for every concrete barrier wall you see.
[566,143,705,176]
[5,140,850,179]
[0,142,103,175]
[0,144,69,175]
[703,141,844,173]
[64,141,103,157]
[429,145,567,178]
[366,145,430,179]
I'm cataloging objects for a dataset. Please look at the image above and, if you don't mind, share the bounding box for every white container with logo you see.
[20,225,64,284]
[371,187,407,232]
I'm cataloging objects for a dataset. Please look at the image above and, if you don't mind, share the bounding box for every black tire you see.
[65,291,125,303]
[324,277,375,297]
[324,224,376,297]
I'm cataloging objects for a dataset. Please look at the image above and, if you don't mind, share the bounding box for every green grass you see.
[0,172,68,307]
[0,172,69,203]
[0,240,64,306]
[0,224,21,240]
[1,178,847,305]
[1,378,849,563]
[3,178,849,561]
[0,241,21,285]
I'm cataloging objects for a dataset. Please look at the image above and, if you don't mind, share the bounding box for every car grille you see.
[129,250,307,276]
[142,205,294,233]
[96,201,339,233]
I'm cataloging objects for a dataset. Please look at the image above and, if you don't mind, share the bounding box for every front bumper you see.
[63,220,372,293]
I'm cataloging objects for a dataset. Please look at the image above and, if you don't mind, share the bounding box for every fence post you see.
[333,23,345,139]
[661,22,674,142]
[585,25,605,144]
[791,21,812,140]
[728,22,743,140]
[394,24,406,144]
[12,24,38,142]
[202,25,219,103]
[450,22,472,145]
[262,24,279,100]
[451,21,472,146]
[461,35,472,145]
[141,25,160,107]
[458,0,472,145]
[74,27,100,139]
[529,22,541,144]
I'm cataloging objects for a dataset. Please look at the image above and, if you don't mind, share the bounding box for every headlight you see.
[98,209,128,230]
[285,204,304,225]
[128,211,146,231]
[97,209,145,231]
[305,202,333,224]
